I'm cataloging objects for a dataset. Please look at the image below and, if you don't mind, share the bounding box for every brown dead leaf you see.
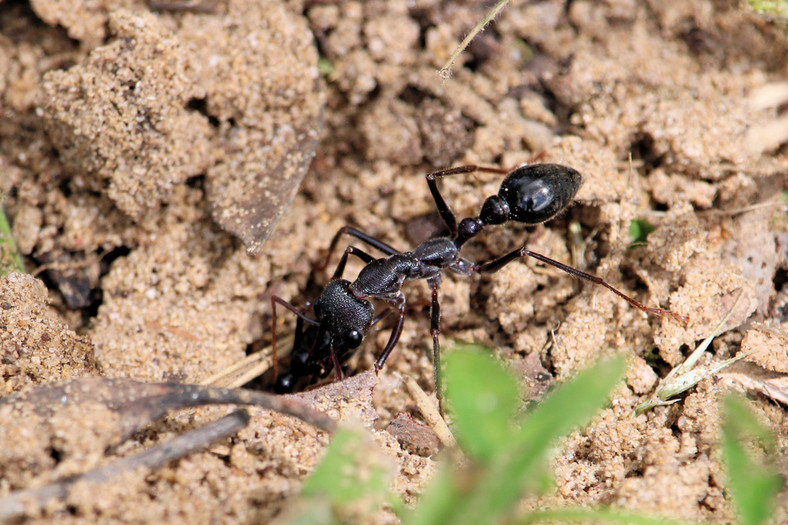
[718,359,788,406]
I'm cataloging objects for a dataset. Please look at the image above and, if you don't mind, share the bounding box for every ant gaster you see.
[271,163,687,393]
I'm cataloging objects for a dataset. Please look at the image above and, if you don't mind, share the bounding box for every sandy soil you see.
[1,0,787,523]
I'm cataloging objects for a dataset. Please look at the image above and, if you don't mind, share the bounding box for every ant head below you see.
[314,279,374,349]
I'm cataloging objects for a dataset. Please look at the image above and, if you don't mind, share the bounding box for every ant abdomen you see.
[499,163,582,225]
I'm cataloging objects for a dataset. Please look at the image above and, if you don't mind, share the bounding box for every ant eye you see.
[345,330,363,348]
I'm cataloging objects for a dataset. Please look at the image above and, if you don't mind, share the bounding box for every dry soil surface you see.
[1,0,788,523]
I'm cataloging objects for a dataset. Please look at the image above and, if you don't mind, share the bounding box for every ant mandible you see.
[271,163,687,393]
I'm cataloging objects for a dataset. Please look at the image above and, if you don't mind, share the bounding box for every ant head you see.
[497,163,582,225]
[314,279,374,350]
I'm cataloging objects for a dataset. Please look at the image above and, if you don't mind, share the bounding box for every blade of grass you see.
[400,461,461,525]
[443,342,519,461]
[0,200,24,276]
[300,426,392,505]
[628,219,656,248]
[451,357,626,525]
[721,395,782,525]
[408,356,626,525]
[636,290,745,414]
[438,0,511,79]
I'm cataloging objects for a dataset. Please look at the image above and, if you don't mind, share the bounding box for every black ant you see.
[271,163,687,393]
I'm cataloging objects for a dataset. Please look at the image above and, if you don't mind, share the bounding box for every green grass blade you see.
[300,426,392,505]
[722,395,783,525]
[401,461,461,525]
[443,343,520,461]
[408,356,626,525]
[283,425,396,524]
[452,357,626,525]
[0,202,24,276]
[515,357,626,447]
[628,219,656,248]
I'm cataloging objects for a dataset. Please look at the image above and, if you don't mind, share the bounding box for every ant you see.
[271,163,687,393]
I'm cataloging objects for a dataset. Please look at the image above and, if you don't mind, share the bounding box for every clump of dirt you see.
[548,381,729,521]
[0,273,97,394]
[38,10,214,219]
[1,0,788,523]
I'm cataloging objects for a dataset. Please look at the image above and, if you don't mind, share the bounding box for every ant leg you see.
[427,276,443,397]
[318,226,401,273]
[330,343,344,381]
[292,315,305,348]
[332,245,376,280]
[274,314,307,392]
[371,308,391,326]
[373,296,407,371]
[426,165,509,236]
[270,296,320,380]
[473,248,689,325]
[290,315,305,368]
